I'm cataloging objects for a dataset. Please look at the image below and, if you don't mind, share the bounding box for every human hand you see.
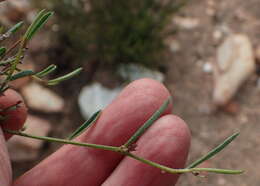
[0,79,190,186]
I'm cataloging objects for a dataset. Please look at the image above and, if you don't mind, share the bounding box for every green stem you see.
[187,132,239,169]
[126,152,243,174]
[4,129,119,152]
[4,129,243,175]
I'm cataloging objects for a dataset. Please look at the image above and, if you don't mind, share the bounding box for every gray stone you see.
[79,64,165,119]
[78,83,122,119]
[118,64,165,82]
[202,62,213,73]
[213,34,255,106]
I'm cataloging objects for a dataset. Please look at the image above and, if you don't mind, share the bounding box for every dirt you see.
[166,0,260,185]
[3,0,260,185]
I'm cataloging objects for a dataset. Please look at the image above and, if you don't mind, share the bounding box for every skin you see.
[0,89,27,140]
[0,79,191,186]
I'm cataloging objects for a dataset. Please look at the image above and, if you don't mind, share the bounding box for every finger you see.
[102,115,191,186]
[0,129,12,186]
[0,89,27,139]
[14,78,173,186]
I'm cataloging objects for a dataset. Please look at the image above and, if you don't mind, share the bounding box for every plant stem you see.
[4,129,119,152]
[125,152,243,174]
[187,132,240,169]
[4,129,244,175]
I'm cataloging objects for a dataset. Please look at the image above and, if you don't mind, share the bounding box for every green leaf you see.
[7,21,24,34]
[47,67,82,85]
[35,64,57,78]
[24,10,54,41]
[190,168,244,175]
[9,70,35,81]
[123,97,170,148]
[0,57,16,66]
[187,132,240,168]
[0,47,6,56]
[68,110,102,140]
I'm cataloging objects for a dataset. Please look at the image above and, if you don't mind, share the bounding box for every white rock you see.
[202,62,213,73]
[79,64,165,119]
[213,30,223,41]
[21,83,65,112]
[165,38,181,52]
[78,83,122,119]
[213,34,255,106]
[7,115,51,161]
[173,16,199,30]
[118,64,165,82]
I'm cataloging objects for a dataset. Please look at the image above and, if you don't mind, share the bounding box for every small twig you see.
[4,129,120,152]
[4,129,244,175]
[3,39,22,58]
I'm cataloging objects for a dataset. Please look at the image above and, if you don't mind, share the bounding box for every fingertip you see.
[0,89,27,140]
[136,114,191,169]
[103,114,191,186]
[115,78,173,112]
[119,78,171,100]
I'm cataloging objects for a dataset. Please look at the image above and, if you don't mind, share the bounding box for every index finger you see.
[14,78,173,186]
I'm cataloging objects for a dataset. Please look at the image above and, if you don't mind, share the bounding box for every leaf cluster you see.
[0,10,82,93]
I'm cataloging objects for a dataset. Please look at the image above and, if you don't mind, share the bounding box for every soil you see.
[4,0,260,185]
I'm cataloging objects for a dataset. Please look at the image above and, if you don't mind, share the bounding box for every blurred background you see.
[1,0,260,185]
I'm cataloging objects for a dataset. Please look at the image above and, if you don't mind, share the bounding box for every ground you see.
[4,0,260,185]
[167,0,260,185]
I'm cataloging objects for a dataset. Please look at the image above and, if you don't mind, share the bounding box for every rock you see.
[213,29,223,41]
[213,34,255,106]
[21,83,65,112]
[173,16,199,30]
[165,37,181,52]
[202,62,213,73]
[7,115,51,161]
[118,64,165,82]
[78,83,122,119]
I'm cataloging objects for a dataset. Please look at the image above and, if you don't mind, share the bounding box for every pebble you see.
[78,83,122,119]
[213,34,255,106]
[21,83,65,112]
[213,30,223,41]
[173,16,200,30]
[118,64,165,82]
[202,62,213,73]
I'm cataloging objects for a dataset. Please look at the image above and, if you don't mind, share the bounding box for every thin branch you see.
[4,129,244,175]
